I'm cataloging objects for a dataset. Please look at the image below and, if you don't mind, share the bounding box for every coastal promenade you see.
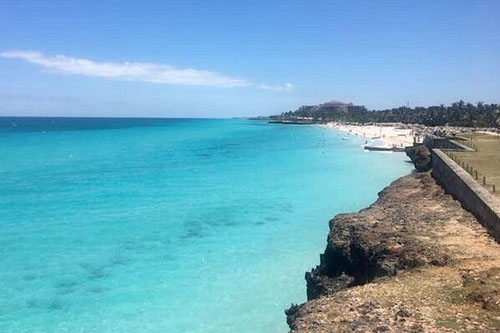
[449,132,500,198]
[432,149,500,242]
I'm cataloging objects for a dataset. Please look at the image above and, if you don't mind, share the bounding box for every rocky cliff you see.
[405,145,432,172]
[286,173,500,332]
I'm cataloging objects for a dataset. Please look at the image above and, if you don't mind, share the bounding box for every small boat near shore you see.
[364,145,406,152]
[268,119,314,125]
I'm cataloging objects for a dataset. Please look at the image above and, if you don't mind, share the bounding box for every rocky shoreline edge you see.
[285,171,500,332]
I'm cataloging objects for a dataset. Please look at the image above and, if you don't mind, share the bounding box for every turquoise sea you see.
[0,118,412,332]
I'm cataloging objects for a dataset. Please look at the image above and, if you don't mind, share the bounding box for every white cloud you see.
[0,50,293,91]
[256,82,294,91]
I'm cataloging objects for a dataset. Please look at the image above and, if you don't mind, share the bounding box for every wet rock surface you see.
[287,173,500,332]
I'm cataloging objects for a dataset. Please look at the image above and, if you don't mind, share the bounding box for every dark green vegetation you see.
[279,101,500,127]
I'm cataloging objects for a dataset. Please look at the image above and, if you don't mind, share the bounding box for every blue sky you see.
[0,0,499,117]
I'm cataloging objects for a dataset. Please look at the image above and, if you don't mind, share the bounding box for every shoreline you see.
[286,172,500,331]
[320,122,419,149]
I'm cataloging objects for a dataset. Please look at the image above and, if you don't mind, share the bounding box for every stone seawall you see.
[431,149,500,242]
[424,135,474,151]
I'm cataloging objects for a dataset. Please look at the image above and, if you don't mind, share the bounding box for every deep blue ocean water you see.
[0,118,412,332]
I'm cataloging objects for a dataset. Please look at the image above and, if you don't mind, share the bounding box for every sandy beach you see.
[321,122,419,148]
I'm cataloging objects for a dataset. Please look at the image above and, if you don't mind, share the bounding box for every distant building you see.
[279,100,366,120]
[314,100,353,113]
[310,101,365,115]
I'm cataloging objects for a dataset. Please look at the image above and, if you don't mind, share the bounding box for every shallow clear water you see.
[0,118,412,332]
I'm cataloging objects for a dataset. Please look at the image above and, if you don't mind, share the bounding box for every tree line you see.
[279,101,500,127]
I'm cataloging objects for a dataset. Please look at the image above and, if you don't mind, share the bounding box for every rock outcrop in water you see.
[286,173,500,332]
